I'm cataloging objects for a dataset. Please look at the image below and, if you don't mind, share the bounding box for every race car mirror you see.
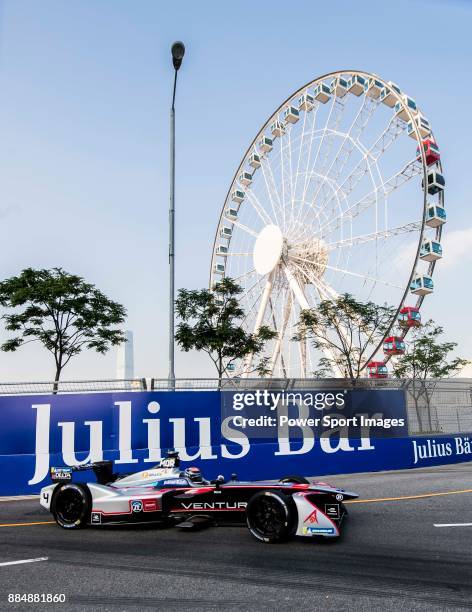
[210,475,226,488]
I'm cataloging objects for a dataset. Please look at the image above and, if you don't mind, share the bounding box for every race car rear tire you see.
[51,483,91,529]
[278,475,310,484]
[246,491,297,543]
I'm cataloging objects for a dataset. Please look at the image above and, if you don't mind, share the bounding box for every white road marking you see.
[0,557,48,567]
[434,523,472,528]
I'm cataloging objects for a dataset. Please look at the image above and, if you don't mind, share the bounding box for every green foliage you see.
[0,268,126,382]
[296,293,396,383]
[392,320,468,433]
[393,321,469,380]
[175,277,276,378]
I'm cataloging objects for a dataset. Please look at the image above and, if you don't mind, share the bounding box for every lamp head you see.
[171,41,185,71]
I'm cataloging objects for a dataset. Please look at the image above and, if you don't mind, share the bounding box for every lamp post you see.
[168,41,185,387]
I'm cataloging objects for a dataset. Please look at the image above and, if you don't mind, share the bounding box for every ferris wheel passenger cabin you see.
[367,362,389,379]
[424,169,445,194]
[313,83,331,103]
[298,93,315,111]
[420,239,442,262]
[379,81,401,107]
[416,139,440,166]
[348,75,366,96]
[231,190,245,204]
[383,337,406,356]
[248,153,261,169]
[330,77,348,97]
[283,106,300,124]
[238,171,253,187]
[225,208,238,222]
[407,115,431,140]
[216,245,228,256]
[220,226,232,239]
[410,274,434,296]
[365,78,383,99]
[399,306,421,328]
[258,136,273,153]
[214,263,225,275]
[426,202,446,228]
[270,120,286,138]
[394,96,417,122]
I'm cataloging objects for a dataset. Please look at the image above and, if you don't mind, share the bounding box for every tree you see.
[0,268,127,387]
[175,277,276,380]
[295,293,396,384]
[392,321,469,432]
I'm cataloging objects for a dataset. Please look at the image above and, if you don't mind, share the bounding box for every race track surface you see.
[0,462,471,611]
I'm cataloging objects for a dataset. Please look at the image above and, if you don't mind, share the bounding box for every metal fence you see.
[0,377,470,435]
[0,377,403,394]
[0,378,148,395]
[404,380,472,435]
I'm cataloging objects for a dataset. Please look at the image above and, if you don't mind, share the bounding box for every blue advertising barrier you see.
[0,389,471,495]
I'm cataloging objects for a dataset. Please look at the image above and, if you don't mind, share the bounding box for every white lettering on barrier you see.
[143,401,161,463]
[220,416,250,459]
[169,417,218,461]
[114,401,138,464]
[58,420,103,466]
[275,401,315,456]
[28,404,51,485]
[27,396,383,486]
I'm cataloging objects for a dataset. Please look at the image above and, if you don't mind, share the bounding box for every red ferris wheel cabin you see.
[367,362,388,379]
[383,336,406,355]
[416,139,440,166]
[398,306,421,328]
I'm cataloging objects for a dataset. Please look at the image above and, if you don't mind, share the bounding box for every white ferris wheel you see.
[210,70,446,378]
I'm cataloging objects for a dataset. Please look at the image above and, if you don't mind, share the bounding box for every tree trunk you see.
[423,382,434,432]
[413,394,423,433]
[53,364,62,395]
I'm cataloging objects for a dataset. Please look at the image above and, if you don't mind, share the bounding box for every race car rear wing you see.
[50,451,180,485]
[50,460,115,485]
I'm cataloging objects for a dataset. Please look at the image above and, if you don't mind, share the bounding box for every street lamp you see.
[168,41,185,386]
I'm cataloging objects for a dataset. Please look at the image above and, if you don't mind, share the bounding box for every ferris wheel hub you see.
[288,238,329,282]
[253,224,284,275]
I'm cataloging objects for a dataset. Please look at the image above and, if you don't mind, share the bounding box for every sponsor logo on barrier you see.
[27,397,387,486]
[412,437,472,465]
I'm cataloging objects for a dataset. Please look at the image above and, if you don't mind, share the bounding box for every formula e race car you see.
[40,452,358,543]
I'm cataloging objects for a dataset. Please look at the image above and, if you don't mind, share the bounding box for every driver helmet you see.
[184,466,203,483]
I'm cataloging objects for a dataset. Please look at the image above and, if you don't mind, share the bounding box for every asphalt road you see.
[0,463,471,612]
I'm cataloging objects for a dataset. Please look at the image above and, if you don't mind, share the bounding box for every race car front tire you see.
[51,483,91,529]
[246,490,297,543]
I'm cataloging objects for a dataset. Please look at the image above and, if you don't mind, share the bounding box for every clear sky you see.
[0,0,470,381]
